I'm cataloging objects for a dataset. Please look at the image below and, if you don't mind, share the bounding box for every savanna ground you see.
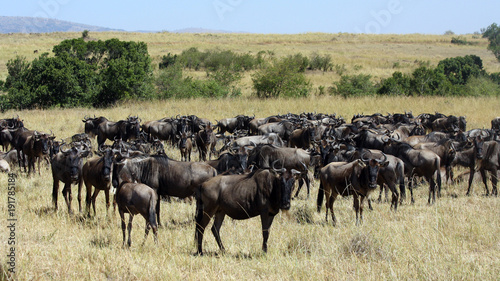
[0,32,499,280]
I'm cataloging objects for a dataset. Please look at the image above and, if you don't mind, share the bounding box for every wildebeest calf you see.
[115,182,158,247]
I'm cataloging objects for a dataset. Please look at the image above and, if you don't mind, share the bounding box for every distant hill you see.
[172,27,247,34]
[0,16,124,33]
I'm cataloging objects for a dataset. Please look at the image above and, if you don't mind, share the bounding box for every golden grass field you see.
[0,32,499,280]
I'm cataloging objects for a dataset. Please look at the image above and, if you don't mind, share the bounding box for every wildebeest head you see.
[33,131,54,155]
[96,147,116,182]
[126,116,141,140]
[272,160,300,210]
[472,135,485,160]
[361,151,388,189]
[60,143,88,183]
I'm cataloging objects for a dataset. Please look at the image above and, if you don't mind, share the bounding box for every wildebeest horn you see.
[376,152,388,164]
[361,150,372,162]
[60,142,71,154]
[272,159,283,172]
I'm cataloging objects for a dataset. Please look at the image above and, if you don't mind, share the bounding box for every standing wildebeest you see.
[22,131,54,175]
[247,144,321,198]
[206,148,249,175]
[216,115,254,135]
[83,147,116,217]
[468,135,500,196]
[491,117,500,134]
[288,125,317,149]
[383,139,442,204]
[317,152,388,226]
[51,143,90,214]
[82,116,108,137]
[112,166,158,247]
[112,154,217,226]
[413,138,457,184]
[195,124,217,161]
[178,131,193,161]
[195,165,298,254]
[96,116,141,147]
[257,120,295,141]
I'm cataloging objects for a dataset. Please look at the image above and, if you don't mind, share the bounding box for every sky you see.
[2,0,499,34]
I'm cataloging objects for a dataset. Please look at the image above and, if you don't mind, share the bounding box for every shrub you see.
[252,56,311,98]
[309,52,333,72]
[377,71,411,96]
[329,74,376,97]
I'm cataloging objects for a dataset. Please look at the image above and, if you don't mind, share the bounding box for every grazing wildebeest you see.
[111,154,217,226]
[383,139,442,204]
[195,124,217,161]
[51,143,90,214]
[317,152,388,226]
[96,116,141,147]
[216,115,253,135]
[230,133,284,148]
[178,131,192,162]
[195,164,298,254]
[257,120,295,141]
[112,171,158,247]
[82,116,109,138]
[469,135,500,196]
[83,147,116,217]
[142,117,178,144]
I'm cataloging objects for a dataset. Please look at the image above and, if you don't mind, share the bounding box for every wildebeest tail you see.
[397,161,406,199]
[149,191,158,230]
[194,185,204,240]
[316,182,324,213]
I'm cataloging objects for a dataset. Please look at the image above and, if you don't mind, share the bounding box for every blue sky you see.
[3,0,499,34]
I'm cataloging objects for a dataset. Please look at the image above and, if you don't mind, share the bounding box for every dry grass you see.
[1,96,500,280]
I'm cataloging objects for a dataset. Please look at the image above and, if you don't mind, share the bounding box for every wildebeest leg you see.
[427,176,436,205]
[52,179,59,211]
[387,182,399,211]
[479,169,490,196]
[408,177,415,204]
[211,212,226,252]
[120,210,127,247]
[353,194,361,226]
[142,221,151,246]
[260,213,275,253]
[156,198,162,227]
[62,183,73,214]
[326,192,338,226]
[91,189,101,217]
[85,183,93,217]
[104,189,111,216]
[127,214,134,247]
[491,168,498,196]
[195,206,214,255]
[77,180,83,213]
[466,166,475,196]
[294,178,304,198]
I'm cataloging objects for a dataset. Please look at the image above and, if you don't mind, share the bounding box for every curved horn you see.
[376,152,388,164]
[272,159,282,172]
[60,142,71,154]
[361,150,371,162]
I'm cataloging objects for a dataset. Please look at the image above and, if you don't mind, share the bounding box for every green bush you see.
[464,76,500,97]
[252,56,311,98]
[330,74,376,97]
[377,71,411,96]
[309,52,333,72]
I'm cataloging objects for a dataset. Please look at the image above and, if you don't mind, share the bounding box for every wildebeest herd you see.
[1,112,499,254]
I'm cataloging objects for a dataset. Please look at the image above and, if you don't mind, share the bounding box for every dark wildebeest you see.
[247,144,322,198]
[96,116,141,147]
[288,125,317,149]
[51,143,90,214]
[142,117,178,144]
[195,124,217,161]
[257,120,295,141]
[195,164,299,254]
[82,116,109,138]
[111,154,217,226]
[22,131,54,175]
[383,139,442,204]
[0,129,13,152]
[111,166,158,247]
[491,117,500,134]
[83,147,116,217]
[317,152,388,226]
[353,129,390,151]
[413,138,457,184]
[178,131,193,162]
[216,115,253,135]
[206,148,249,175]
[468,135,500,196]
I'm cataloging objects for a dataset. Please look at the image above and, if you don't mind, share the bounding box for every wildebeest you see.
[216,115,254,135]
[317,152,388,226]
[468,135,499,196]
[491,117,500,134]
[195,164,298,254]
[257,120,295,141]
[178,131,193,162]
[51,143,90,214]
[413,138,457,184]
[0,159,10,172]
[383,139,442,204]
[96,116,141,147]
[83,147,116,217]
[111,154,217,226]
[206,148,249,175]
[82,116,109,137]
[247,144,321,198]
[195,124,217,161]
[22,131,54,175]
[230,133,284,148]
[288,125,317,149]
[112,175,158,247]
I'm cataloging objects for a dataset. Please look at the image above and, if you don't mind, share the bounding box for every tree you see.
[482,23,500,62]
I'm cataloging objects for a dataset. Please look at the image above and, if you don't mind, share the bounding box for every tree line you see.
[0,25,499,110]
